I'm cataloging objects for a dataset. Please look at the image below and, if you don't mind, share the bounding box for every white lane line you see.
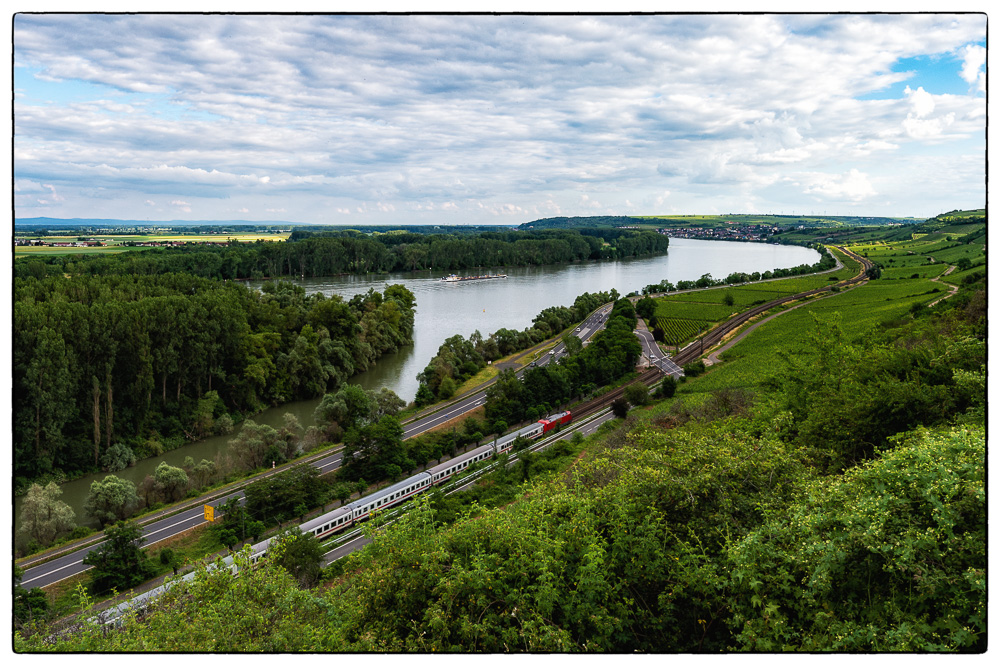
[23,558,91,585]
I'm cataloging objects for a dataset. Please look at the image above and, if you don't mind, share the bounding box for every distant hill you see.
[517,216,645,230]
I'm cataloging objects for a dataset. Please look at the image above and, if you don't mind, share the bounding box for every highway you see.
[20,302,617,591]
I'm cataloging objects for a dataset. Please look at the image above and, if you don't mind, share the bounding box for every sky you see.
[12,10,988,226]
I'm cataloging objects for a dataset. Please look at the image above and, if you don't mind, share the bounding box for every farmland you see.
[14,231,290,257]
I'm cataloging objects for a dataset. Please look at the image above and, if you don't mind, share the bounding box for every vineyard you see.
[653,317,709,346]
[651,301,733,346]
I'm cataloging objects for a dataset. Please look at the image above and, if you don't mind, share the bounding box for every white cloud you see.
[901,87,956,140]
[12,14,986,221]
[852,139,898,156]
[905,86,936,117]
[958,43,986,93]
[802,169,876,202]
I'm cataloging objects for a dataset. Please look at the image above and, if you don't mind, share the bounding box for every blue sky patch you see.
[857,47,983,100]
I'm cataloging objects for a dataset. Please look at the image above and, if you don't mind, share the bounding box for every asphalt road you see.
[634,320,684,378]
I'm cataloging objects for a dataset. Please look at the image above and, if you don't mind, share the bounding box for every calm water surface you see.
[19,238,817,526]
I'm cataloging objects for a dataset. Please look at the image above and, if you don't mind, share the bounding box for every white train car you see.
[348,472,433,521]
[427,443,495,484]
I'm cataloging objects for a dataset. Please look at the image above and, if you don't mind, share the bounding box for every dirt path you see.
[927,263,959,307]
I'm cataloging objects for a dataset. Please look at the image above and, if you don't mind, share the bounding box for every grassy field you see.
[940,264,986,286]
[15,232,290,257]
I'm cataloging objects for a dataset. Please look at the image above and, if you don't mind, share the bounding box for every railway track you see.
[671,246,874,367]
[573,368,664,420]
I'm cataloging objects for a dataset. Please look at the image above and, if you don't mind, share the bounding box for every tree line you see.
[13,228,669,281]
[12,273,415,490]
[640,244,837,295]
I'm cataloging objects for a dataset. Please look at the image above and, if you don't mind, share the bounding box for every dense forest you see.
[12,274,414,489]
[13,228,669,280]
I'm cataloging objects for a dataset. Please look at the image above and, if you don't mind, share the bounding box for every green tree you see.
[269,528,325,588]
[623,382,649,407]
[611,397,630,419]
[561,332,583,357]
[83,521,156,595]
[17,482,77,551]
[635,295,657,319]
[228,419,281,472]
[17,325,75,478]
[244,465,327,526]
[14,565,49,628]
[158,547,181,575]
[154,461,189,503]
[340,416,409,483]
[313,383,376,433]
[728,425,985,651]
[656,375,678,399]
[100,442,136,472]
[84,475,139,527]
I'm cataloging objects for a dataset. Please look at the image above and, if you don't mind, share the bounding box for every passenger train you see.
[248,410,572,562]
[96,410,572,626]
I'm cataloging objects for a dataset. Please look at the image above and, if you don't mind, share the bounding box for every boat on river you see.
[440,273,508,282]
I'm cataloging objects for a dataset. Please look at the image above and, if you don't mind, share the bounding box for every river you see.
[17,238,818,527]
